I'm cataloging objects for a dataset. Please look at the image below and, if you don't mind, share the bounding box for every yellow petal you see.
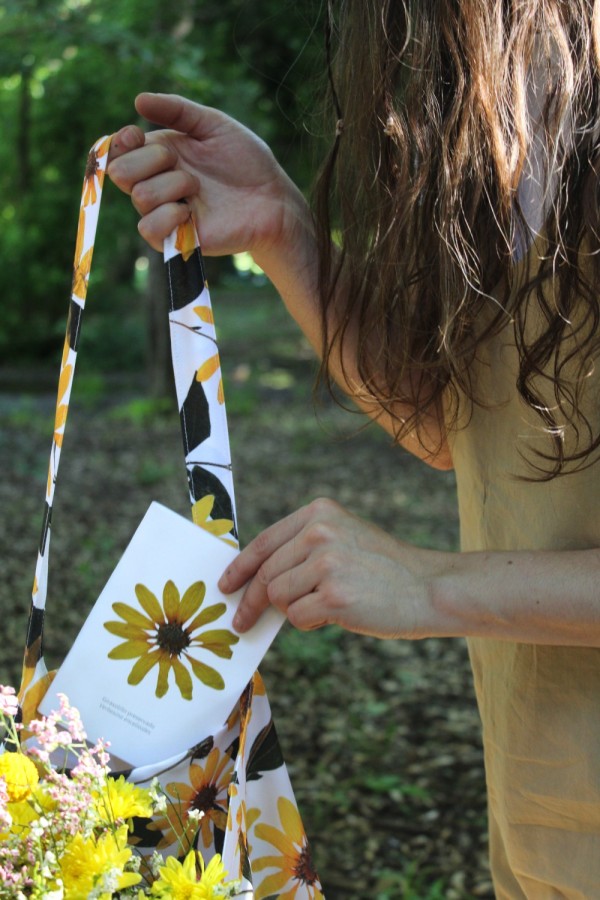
[186,602,226,633]
[104,621,146,641]
[254,822,295,858]
[277,795,305,847]
[178,581,206,623]
[73,206,85,269]
[193,305,214,324]
[135,584,165,625]
[172,658,193,700]
[127,648,162,686]
[61,337,70,370]
[201,518,234,537]
[194,629,239,659]
[217,376,225,405]
[73,247,93,299]
[108,639,152,660]
[57,364,73,404]
[254,870,291,899]
[94,134,112,159]
[155,658,171,698]
[162,580,180,622]
[111,601,154,630]
[186,655,225,690]
[196,354,220,383]
[191,494,215,526]
[252,854,289,872]
[53,403,68,446]
[165,781,195,803]
[175,219,197,261]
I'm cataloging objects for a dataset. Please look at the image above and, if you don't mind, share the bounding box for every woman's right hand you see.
[107,93,310,270]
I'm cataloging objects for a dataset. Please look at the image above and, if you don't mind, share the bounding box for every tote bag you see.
[18,135,324,900]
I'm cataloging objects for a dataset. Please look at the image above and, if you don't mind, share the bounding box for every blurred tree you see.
[0,0,324,384]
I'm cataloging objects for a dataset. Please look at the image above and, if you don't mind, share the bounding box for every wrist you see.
[252,185,318,301]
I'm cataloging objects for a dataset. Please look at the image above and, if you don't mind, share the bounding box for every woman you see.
[108,3,600,895]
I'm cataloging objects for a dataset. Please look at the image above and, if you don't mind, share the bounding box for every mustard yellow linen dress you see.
[447,248,600,898]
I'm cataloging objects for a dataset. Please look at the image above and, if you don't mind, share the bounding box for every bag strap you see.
[23,136,238,681]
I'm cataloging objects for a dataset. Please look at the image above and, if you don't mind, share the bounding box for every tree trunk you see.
[145,248,174,399]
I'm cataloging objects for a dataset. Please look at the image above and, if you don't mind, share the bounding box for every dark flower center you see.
[293,845,318,886]
[190,783,218,813]
[85,149,99,181]
[156,622,191,655]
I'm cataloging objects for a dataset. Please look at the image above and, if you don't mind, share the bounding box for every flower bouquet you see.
[0,686,241,899]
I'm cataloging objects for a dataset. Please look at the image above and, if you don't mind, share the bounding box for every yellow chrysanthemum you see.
[151,850,204,899]
[151,850,234,900]
[60,824,141,899]
[103,579,239,701]
[0,751,39,802]
[95,775,153,824]
[6,785,55,838]
[253,796,323,900]
[198,854,236,898]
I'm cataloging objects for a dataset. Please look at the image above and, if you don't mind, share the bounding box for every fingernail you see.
[218,571,230,592]
[233,613,245,633]
[119,127,138,149]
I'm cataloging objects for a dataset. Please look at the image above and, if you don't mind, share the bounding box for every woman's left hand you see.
[219,498,447,638]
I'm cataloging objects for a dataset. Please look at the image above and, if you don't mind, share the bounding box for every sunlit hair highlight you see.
[314,0,600,478]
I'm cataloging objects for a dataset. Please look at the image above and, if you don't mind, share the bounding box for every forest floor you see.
[0,286,493,899]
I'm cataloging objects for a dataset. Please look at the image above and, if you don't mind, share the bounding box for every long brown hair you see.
[314,0,600,477]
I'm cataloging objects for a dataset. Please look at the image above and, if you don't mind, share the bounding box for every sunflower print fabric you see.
[18,137,324,899]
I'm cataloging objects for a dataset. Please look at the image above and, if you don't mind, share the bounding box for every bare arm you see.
[107,93,451,470]
[219,498,600,647]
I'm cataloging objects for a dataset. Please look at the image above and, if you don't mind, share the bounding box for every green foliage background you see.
[0,0,324,365]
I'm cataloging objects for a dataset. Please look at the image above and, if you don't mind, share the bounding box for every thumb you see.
[135,92,229,140]
[107,125,145,164]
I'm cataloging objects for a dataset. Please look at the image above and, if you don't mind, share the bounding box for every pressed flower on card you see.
[103,580,239,700]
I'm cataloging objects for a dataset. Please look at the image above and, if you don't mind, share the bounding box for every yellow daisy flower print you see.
[253,796,323,900]
[191,494,236,546]
[150,746,234,851]
[82,135,111,207]
[72,206,93,300]
[196,353,225,405]
[103,579,239,700]
[175,217,197,261]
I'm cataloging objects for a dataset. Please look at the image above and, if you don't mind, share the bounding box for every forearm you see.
[430,546,600,646]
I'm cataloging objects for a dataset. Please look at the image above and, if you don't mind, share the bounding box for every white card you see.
[40,502,284,767]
